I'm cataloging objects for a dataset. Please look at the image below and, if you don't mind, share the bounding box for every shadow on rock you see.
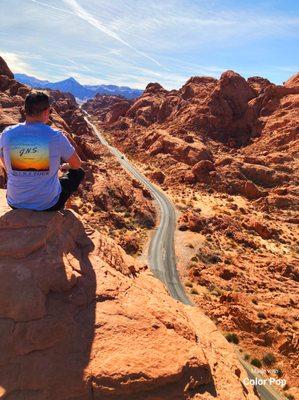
[0,209,96,399]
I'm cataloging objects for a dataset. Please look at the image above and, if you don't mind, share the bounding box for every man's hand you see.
[60,163,70,173]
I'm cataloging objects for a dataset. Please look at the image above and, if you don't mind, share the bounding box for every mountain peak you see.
[65,77,78,83]
[15,73,143,100]
[60,76,80,85]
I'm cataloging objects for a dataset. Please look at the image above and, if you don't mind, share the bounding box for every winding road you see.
[83,112,286,400]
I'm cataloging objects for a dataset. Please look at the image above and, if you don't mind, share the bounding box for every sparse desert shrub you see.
[276,368,283,377]
[262,353,276,366]
[244,354,250,361]
[252,298,258,305]
[190,288,199,295]
[226,231,234,238]
[185,281,193,288]
[225,333,239,344]
[286,395,294,400]
[210,254,222,263]
[276,324,284,333]
[257,312,266,319]
[251,358,262,368]
[191,256,198,262]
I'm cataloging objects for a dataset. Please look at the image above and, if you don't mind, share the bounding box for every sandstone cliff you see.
[0,190,258,400]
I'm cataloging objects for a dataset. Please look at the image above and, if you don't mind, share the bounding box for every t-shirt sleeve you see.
[0,134,3,158]
[0,129,6,158]
[60,132,75,161]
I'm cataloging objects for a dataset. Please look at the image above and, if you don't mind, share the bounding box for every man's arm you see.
[60,132,82,170]
[66,151,82,170]
[0,157,5,170]
[0,133,5,170]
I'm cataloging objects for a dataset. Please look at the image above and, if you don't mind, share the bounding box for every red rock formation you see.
[0,56,14,79]
[84,69,299,392]
[0,192,259,400]
[82,94,132,123]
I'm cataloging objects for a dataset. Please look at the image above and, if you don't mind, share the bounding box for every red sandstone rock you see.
[178,210,207,232]
[82,94,132,124]
[192,160,215,176]
[244,218,276,240]
[284,72,299,88]
[149,170,165,184]
[0,56,14,79]
[0,191,259,400]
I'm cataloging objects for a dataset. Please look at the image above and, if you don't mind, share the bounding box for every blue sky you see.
[0,0,298,89]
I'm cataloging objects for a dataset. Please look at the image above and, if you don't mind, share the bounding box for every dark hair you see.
[25,91,50,116]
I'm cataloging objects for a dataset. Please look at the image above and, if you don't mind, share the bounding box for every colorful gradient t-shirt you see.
[0,122,75,210]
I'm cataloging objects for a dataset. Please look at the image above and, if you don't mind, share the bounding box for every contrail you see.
[63,0,163,68]
[29,0,75,15]
[29,0,165,69]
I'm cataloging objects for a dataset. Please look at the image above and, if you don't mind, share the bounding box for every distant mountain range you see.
[15,74,143,100]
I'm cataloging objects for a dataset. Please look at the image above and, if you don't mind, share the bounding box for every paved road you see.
[83,113,192,304]
[83,113,286,400]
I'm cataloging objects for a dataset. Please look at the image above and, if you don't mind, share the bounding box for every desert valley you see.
[0,54,298,400]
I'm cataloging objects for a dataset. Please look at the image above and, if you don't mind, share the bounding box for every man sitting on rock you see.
[0,91,85,211]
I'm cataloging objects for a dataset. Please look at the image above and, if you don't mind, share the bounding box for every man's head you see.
[25,91,51,123]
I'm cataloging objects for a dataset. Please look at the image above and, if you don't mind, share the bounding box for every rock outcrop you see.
[82,94,133,124]
[0,191,258,400]
[0,56,14,79]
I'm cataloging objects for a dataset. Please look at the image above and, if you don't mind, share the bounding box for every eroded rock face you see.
[82,94,133,124]
[0,192,258,400]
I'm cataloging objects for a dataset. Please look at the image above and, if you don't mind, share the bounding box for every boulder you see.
[240,163,288,188]
[178,210,207,232]
[192,160,215,176]
[149,170,165,184]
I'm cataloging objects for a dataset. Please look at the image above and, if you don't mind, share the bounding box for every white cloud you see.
[0,51,41,76]
[70,72,111,85]
[2,0,298,88]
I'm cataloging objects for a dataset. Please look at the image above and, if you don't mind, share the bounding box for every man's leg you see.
[45,168,85,212]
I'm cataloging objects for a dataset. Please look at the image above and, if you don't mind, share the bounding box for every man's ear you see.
[42,108,49,121]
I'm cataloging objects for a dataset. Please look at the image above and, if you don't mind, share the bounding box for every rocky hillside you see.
[0,192,260,400]
[83,94,133,124]
[0,56,262,399]
[83,70,299,397]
